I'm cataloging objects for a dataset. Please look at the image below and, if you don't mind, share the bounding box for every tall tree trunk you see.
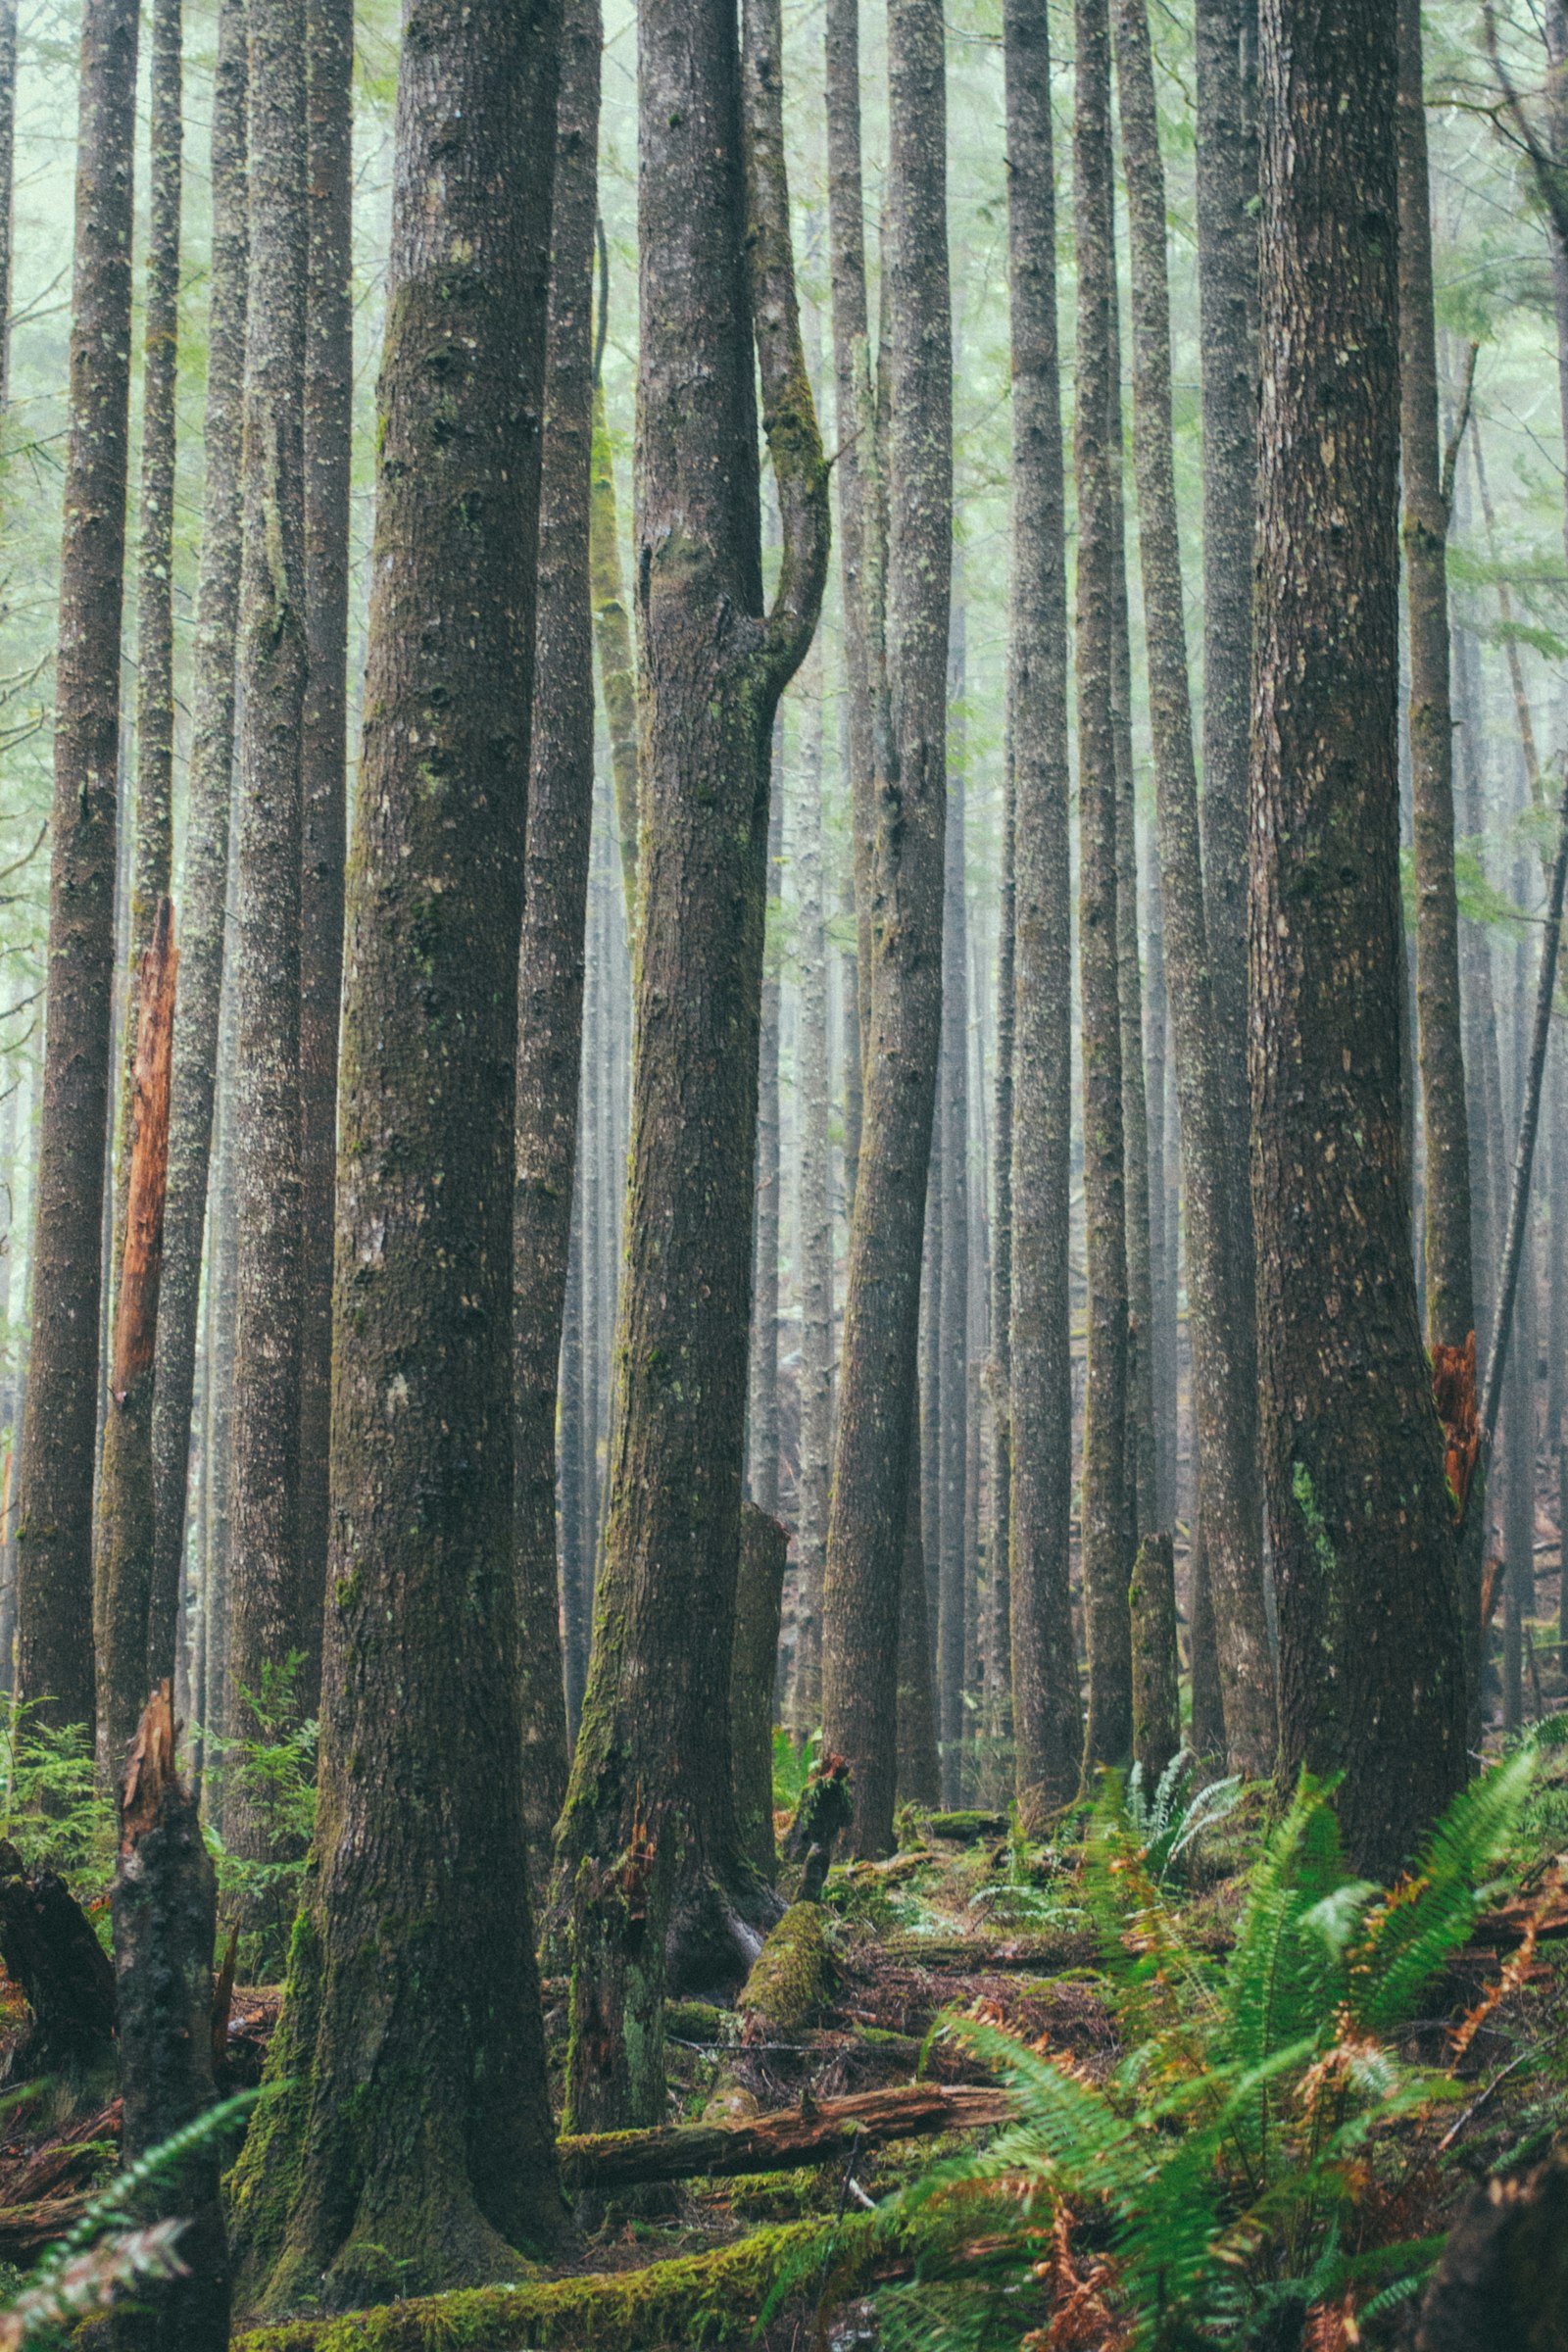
[589,343,639,926]
[1074,0,1132,1781]
[937,600,969,1800]
[224,0,310,1812]
[224,0,568,2301]
[749,768,784,1521]
[1004,0,1079,1816]
[149,0,247,1690]
[821,0,951,1857]
[896,1387,941,1803]
[1143,842,1177,1526]
[1251,0,1466,1878]
[514,0,602,1910]
[984,725,1014,1746]
[15,0,140,1735]
[0,0,15,421]
[795,647,833,1730]
[296,0,354,1713]
[554,0,827,2124]
[1113,0,1277,1773]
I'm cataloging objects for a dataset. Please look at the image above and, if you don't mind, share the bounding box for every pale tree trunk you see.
[794,644,833,1729]
[984,727,1014,1748]
[937,598,969,1799]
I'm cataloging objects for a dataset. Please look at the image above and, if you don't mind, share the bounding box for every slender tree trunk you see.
[200,956,239,1751]
[1251,0,1466,1878]
[937,601,969,1799]
[224,0,310,1803]
[749,769,784,1521]
[896,1388,940,1804]
[553,0,827,2123]
[1143,842,1177,1526]
[513,0,602,1907]
[589,349,639,928]
[15,0,141,1735]
[984,727,1014,1745]
[921,1075,943,1653]
[795,646,833,1730]
[821,0,951,1857]
[296,0,354,1712]
[1113,0,1277,1772]
[224,0,568,2300]
[559,1168,589,1737]
[0,0,16,421]
[1004,0,1079,1816]
[149,0,247,1690]
[1075,0,1132,1781]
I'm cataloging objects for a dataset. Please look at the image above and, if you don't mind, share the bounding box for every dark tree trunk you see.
[0,1838,118,2085]
[749,769,784,1522]
[588,287,639,925]
[112,1688,230,2352]
[1130,1530,1180,1788]
[223,0,568,2303]
[97,906,178,1774]
[1114,0,1277,1776]
[514,0,602,1905]
[896,1390,941,1806]
[1189,1517,1225,1758]
[1004,0,1079,1817]
[15,0,141,1736]
[553,0,827,2124]
[937,602,969,1800]
[149,0,247,1691]
[296,0,354,1713]
[1251,0,1466,1879]
[731,1504,787,1880]
[225,0,310,1811]
[822,0,950,1856]
[1074,0,1132,1782]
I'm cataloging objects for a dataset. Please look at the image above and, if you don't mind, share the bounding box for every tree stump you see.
[0,1836,118,2086]
[1416,2137,1568,2351]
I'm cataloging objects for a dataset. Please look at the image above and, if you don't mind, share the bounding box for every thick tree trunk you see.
[553,0,827,2126]
[896,1390,941,1806]
[97,907,178,1774]
[731,1504,787,1881]
[149,0,247,1690]
[1004,0,1079,1817]
[225,0,310,1815]
[1251,0,1466,1879]
[296,0,354,1713]
[1074,0,1132,1783]
[795,650,833,1728]
[1114,0,1277,1776]
[112,1687,230,2352]
[514,0,602,1904]
[15,0,141,1736]
[1130,1530,1180,1788]
[223,0,569,2303]
[821,0,950,1858]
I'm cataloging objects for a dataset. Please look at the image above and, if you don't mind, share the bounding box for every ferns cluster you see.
[857,1753,1537,2351]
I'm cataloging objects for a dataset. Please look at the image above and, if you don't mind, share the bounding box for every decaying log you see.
[878,1930,1102,1973]
[1416,2135,1568,2350]
[111,1684,230,2352]
[731,1505,789,1881]
[0,1837,118,2082]
[0,2096,120,2204]
[557,2080,1012,2191]
[0,2188,94,2261]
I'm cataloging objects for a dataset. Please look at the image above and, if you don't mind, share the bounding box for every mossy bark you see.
[224,0,567,2305]
[1129,1531,1180,1788]
[1252,0,1466,1878]
[731,1504,788,1882]
[588,380,638,930]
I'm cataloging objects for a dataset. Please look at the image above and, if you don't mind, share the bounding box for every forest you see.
[0,0,1565,2341]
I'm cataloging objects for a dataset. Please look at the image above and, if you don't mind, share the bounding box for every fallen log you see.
[557,2080,1011,2192]
[877,1932,1102,1973]
[0,2188,93,2261]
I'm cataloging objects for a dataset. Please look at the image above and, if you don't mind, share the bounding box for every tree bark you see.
[896,1388,941,1806]
[983,726,1014,1747]
[223,0,569,2302]
[731,1503,787,1881]
[749,764,784,1523]
[296,0,355,1714]
[1129,1530,1180,1788]
[1251,0,1466,1878]
[588,282,639,929]
[97,906,178,1775]
[553,0,827,2127]
[149,0,247,1692]
[821,0,950,1858]
[1114,0,1277,1776]
[1004,0,1079,1818]
[0,1837,119,2086]
[15,0,141,1736]
[0,0,15,420]
[1074,0,1132,1783]
[514,0,602,1907]
[224,0,310,1814]
[937,601,969,1799]
[795,648,833,1728]
[558,2083,1013,2193]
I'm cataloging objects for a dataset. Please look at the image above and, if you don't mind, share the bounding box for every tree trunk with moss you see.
[749,768,784,1524]
[731,1503,787,1880]
[223,0,568,2305]
[589,355,639,927]
[1129,1530,1180,1787]
[553,0,827,2132]
[1004,0,1079,1817]
[149,0,247,1693]
[821,0,951,1857]
[15,0,140,1737]
[514,0,602,1906]
[937,600,969,1800]
[795,648,833,1728]
[1251,0,1466,1880]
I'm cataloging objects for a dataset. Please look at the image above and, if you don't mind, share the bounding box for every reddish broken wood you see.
[557,2080,1012,2191]
[0,2189,95,2261]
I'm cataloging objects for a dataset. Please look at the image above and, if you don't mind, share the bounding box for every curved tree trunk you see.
[1251,0,1466,1879]
[1004,0,1079,1816]
[223,0,568,2306]
[821,0,951,1857]
[15,0,141,1736]
[514,0,603,1901]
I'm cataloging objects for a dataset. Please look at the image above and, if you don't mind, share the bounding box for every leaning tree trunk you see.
[1112,0,1277,1773]
[1004,0,1079,1817]
[296,0,354,1713]
[1074,0,1132,1782]
[514,0,602,1902]
[222,0,568,2306]
[224,0,310,1818]
[553,0,828,2129]
[1251,0,1466,1880]
[821,0,951,1858]
[15,0,141,1736]
[148,0,247,1693]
